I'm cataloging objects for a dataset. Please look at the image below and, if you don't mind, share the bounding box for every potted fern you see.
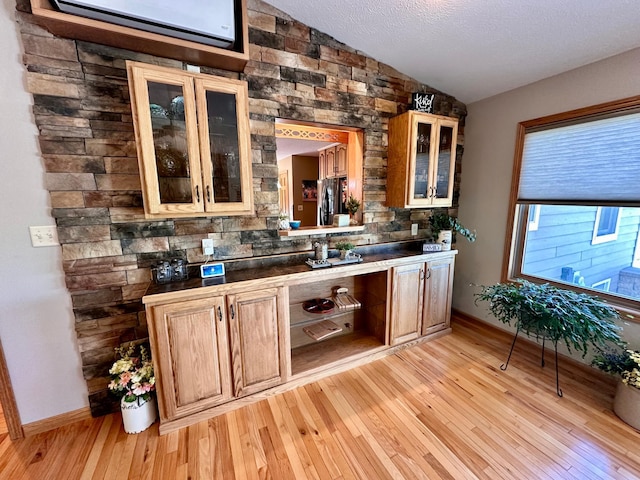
[428,211,476,250]
[474,279,622,395]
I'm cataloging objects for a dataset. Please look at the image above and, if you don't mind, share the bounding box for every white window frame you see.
[528,204,540,232]
[591,207,621,245]
[591,278,612,292]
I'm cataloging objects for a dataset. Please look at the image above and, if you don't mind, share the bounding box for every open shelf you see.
[287,270,388,375]
[290,332,385,377]
[29,0,249,72]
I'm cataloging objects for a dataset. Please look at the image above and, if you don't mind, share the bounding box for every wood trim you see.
[501,122,527,283]
[0,339,23,440]
[451,309,618,383]
[29,0,249,72]
[520,94,640,130]
[275,123,350,143]
[22,407,92,437]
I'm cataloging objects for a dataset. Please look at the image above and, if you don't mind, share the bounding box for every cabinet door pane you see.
[435,125,454,199]
[148,81,194,204]
[412,122,432,200]
[205,90,242,204]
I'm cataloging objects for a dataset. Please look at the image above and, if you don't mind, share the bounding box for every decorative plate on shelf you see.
[302,298,335,314]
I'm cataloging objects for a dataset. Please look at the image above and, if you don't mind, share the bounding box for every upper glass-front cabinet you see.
[387,111,458,208]
[127,61,253,218]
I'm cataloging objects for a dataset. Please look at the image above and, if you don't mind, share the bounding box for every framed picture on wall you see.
[302,180,317,201]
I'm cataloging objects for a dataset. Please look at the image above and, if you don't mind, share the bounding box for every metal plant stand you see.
[500,325,563,397]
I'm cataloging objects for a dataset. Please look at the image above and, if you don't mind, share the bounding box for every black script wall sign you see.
[411,92,435,113]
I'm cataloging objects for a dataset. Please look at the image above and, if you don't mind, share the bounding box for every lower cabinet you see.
[145,252,455,432]
[227,287,290,397]
[390,256,455,345]
[422,257,455,335]
[150,296,232,421]
[148,286,289,423]
[389,262,424,345]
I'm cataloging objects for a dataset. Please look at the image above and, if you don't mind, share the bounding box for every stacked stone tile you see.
[15,0,467,415]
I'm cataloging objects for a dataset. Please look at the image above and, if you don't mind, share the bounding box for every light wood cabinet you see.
[325,147,336,178]
[148,287,289,423]
[227,287,290,397]
[127,61,253,218]
[318,149,327,180]
[422,257,455,335]
[144,250,455,433]
[387,111,458,208]
[149,297,232,421]
[318,144,347,179]
[390,256,455,345]
[335,144,348,177]
[390,263,424,345]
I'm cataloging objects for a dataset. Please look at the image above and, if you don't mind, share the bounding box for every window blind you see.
[518,112,640,205]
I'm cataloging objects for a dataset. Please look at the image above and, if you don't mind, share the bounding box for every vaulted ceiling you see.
[265,0,640,104]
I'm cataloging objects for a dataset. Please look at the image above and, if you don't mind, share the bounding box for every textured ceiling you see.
[264,0,640,104]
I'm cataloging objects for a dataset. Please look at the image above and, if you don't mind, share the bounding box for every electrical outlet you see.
[297,205,303,211]
[411,223,418,236]
[202,238,214,256]
[29,225,59,247]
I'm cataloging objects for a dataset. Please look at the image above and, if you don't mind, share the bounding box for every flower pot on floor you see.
[121,396,157,434]
[613,381,640,430]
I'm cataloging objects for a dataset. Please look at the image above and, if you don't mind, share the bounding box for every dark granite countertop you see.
[144,241,456,300]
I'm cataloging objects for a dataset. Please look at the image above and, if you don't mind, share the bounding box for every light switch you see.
[29,225,59,247]
[297,205,303,211]
[411,223,418,236]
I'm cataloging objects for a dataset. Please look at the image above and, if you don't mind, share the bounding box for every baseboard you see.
[22,407,92,437]
[451,308,616,383]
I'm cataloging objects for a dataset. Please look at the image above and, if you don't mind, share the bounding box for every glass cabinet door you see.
[129,66,203,215]
[411,120,433,202]
[196,78,253,214]
[431,119,458,206]
[128,61,254,218]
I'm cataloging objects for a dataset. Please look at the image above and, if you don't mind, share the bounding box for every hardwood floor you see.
[1,315,639,479]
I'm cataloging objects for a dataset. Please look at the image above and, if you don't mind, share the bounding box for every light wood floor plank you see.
[1,315,640,479]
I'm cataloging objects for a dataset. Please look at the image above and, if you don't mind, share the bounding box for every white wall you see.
[454,47,640,353]
[1,0,87,423]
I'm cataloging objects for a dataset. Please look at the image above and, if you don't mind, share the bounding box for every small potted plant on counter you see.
[593,346,640,430]
[335,241,356,259]
[345,194,361,225]
[108,343,157,434]
[428,211,476,250]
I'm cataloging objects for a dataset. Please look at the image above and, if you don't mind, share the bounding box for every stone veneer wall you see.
[15,0,467,415]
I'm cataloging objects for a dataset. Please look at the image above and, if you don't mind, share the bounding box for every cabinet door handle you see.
[217,305,222,322]
[426,268,431,279]
[230,304,235,320]
[420,269,425,280]
[206,185,211,203]
[195,185,200,203]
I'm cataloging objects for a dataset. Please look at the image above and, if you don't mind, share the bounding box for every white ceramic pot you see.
[613,381,640,431]
[278,218,290,230]
[121,396,157,434]
[437,230,453,251]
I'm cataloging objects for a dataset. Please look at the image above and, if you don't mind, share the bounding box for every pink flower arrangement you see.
[108,343,156,403]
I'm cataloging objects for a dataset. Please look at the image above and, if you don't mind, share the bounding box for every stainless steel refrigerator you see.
[318,176,348,225]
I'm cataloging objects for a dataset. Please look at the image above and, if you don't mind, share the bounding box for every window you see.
[528,204,540,231]
[505,96,640,313]
[592,207,620,244]
[592,278,612,292]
